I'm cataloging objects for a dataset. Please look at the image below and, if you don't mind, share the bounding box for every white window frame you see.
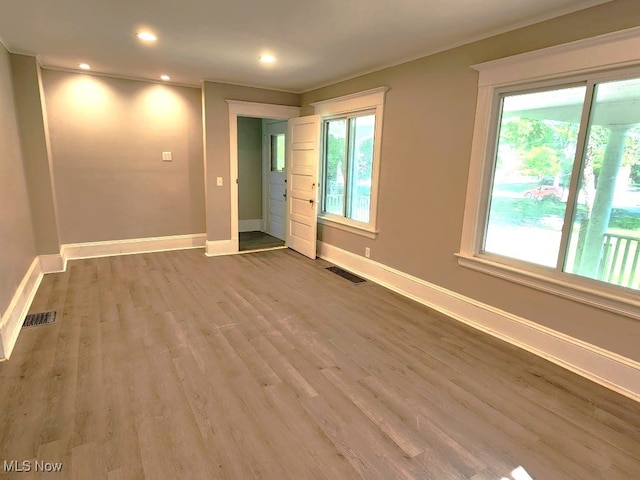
[311,87,388,239]
[458,26,640,320]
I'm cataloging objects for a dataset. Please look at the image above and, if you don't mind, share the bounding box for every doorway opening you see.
[226,101,300,255]
[237,116,287,252]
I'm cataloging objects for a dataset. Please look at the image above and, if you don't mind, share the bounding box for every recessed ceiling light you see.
[160,75,170,81]
[136,31,157,42]
[78,63,91,70]
[259,54,276,64]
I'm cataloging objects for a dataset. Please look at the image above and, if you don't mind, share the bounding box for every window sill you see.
[455,253,640,321]
[318,215,378,239]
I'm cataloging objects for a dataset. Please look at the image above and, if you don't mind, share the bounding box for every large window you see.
[483,77,640,291]
[484,86,586,267]
[322,113,376,224]
[459,30,640,318]
[311,87,387,238]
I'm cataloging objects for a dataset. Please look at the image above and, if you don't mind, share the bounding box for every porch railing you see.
[598,232,640,289]
[324,194,370,223]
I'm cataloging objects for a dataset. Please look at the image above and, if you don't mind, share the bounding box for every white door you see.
[286,115,321,259]
[263,121,287,240]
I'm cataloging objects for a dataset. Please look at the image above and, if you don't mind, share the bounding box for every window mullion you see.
[556,81,597,271]
[342,118,350,218]
[321,121,329,214]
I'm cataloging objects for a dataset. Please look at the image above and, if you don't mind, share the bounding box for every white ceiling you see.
[0,0,612,93]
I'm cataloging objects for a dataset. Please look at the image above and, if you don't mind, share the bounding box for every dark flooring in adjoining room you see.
[0,248,638,479]
[239,231,285,251]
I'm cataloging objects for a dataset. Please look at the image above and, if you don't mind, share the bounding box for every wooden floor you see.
[1,248,638,479]
[239,231,285,252]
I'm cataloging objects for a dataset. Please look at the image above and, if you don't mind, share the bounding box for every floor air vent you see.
[23,311,57,328]
[326,266,366,284]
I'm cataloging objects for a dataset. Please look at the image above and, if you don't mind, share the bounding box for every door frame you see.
[226,101,301,253]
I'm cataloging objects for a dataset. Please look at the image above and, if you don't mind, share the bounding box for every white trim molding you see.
[0,258,44,360]
[471,26,640,88]
[205,239,236,257]
[239,219,263,233]
[310,86,389,115]
[318,241,640,402]
[226,100,301,119]
[62,233,206,265]
[226,100,301,255]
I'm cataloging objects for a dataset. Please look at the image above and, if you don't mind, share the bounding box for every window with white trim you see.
[311,87,388,238]
[322,112,376,224]
[483,77,640,287]
[459,28,640,318]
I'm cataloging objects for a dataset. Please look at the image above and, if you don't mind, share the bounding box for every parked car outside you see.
[523,185,562,200]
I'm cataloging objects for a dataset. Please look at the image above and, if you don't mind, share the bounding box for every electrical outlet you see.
[162,151,172,162]
[365,247,370,258]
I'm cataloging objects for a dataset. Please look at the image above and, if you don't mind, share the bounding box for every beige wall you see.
[0,45,37,325]
[202,81,299,241]
[42,70,205,243]
[237,116,263,221]
[302,0,640,361]
[10,54,60,254]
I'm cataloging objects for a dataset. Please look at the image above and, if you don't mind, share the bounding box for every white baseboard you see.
[61,233,206,266]
[0,257,44,360]
[39,253,64,274]
[318,241,640,402]
[205,239,237,257]
[239,219,262,232]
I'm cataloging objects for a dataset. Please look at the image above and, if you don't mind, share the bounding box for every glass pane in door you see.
[270,134,285,172]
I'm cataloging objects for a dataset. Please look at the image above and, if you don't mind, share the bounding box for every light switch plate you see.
[216,177,223,186]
